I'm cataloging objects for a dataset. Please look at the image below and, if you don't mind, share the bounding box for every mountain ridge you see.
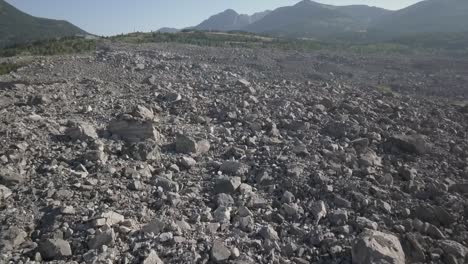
[0,0,87,47]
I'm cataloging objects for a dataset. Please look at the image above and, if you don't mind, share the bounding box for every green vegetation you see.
[109,31,468,56]
[0,37,97,57]
[1,30,467,59]
[0,62,21,75]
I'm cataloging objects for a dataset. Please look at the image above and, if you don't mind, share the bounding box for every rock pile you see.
[0,42,467,263]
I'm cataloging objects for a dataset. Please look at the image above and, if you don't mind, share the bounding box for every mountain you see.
[369,0,468,39]
[0,0,87,47]
[157,27,180,33]
[243,0,391,39]
[193,9,270,31]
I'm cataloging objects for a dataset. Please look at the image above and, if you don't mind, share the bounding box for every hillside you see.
[0,0,87,47]
[243,0,390,39]
[193,9,270,31]
[369,0,468,39]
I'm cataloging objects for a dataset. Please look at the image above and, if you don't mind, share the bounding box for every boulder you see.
[125,140,161,161]
[386,134,429,155]
[65,121,98,141]
[211,241,231,263]
[175,134,198,154]
[108,116,160,142]
[143,250,164,264]
[352,229,405,264]
[39,239,72,260]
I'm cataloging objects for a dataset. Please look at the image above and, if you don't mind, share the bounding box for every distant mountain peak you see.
[223,9,238,15]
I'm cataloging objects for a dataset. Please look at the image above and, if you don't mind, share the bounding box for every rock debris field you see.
[0,42,468,264]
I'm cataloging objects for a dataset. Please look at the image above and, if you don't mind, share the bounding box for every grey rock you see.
[125,140,161,161]
[143,250,164,264]
[88,225,115,249]
[214,193,234,207]
[0,184,12,200]
[39,239,72,260]
[310,200,327,224]
[414,205,455,226]
[386,134,429,155]
[65,121,98,141]
[0,168,24,186]
[0,226,27,251]
[154,177,179,192]
[180,156,197,169]
[449,183,468,194]
[220,161,248,176]
[214,176,241,194]
[259,225,279,241]
[211,241,231,263]
[281,191,295,204]
[440,240,468,259]
[142,219,166,235]
[132,105,155,121]
[108,117,160,142]
[329,209,349,226]
[352,229,405,264]
[213,206,231,223]
[175,134,198,154]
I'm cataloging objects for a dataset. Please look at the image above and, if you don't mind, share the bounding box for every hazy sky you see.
[5,0,422,36]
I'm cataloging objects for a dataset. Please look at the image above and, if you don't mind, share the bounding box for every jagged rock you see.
[142,219,166,235]
[413,205,455,226]
[449,183,468,194]
[88,225,115,249]
[211,241,231,263]
[213,206,231,223]
[440,240,468,259]
[108,116,160,142]
[214,193,234,207]
[0,184,12,200]
[386,134,429,155]
[131,105,155,121]
[329,209,349,226]
[259,225,279,241]
[180,156,196,169]
[39,239,72,260]
[143,250,164,264]
[0,227,27,251]
[154,177,179,192]
[220,161,248,176]
[125,140,161,161]
[214,176,241,194]
[281,191,295,204]
[0,168,24,187]
[99,211,125,226]
[311,201,327,224]
[175,134,198,154]
[65,121,98,141]
[352,229,405,264]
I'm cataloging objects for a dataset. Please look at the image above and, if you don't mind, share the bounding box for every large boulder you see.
[352,229,405,264]
[65,121,98,141]
[385,134,429,155]
[39,239,72,260]
[108,115,160,142]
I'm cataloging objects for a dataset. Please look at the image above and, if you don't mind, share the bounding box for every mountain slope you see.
[193,9,270,31]
[243,0,390,39]
[369,0,468,39]
[0,0,87,47]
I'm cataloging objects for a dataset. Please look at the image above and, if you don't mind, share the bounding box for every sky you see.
[5,0,422,36]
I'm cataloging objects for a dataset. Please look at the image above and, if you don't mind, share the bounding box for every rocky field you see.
[0,42,468,264]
